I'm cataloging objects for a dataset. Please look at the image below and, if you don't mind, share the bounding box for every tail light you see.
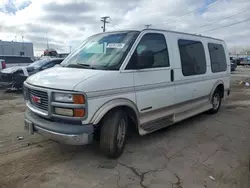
[1,61,6,69]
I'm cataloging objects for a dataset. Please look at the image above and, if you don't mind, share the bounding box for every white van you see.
[23,29,230,158]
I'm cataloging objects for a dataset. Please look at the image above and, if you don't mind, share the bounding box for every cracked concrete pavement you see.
[0,67,250,188]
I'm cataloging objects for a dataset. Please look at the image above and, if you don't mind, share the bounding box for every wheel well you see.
[216,84,224,98]
[99,106,139,134]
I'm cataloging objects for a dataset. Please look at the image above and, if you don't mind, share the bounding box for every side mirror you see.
[136,50,154,69]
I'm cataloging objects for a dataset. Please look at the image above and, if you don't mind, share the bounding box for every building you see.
[0,40,34,58]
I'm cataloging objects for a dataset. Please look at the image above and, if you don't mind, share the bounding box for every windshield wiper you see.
[67,63,96,69]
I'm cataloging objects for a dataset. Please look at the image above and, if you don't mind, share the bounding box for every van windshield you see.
[61,31,139,70]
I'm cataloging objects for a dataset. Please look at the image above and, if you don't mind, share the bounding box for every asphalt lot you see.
[0,67,250,188]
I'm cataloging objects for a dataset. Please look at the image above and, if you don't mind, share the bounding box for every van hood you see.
[26,67,103,90]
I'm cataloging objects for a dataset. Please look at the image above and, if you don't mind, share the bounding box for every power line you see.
[202,17,250,33]
[153,0,225,26]
[101,16,110,32]
[109,18,120,30]
[188,8,250,31]
[145,24,152,29]
[107,0,225,30]
[110,23,120,30]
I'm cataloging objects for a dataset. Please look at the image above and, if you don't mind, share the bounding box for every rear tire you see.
[100,109,128,159]
[209,90,222,114]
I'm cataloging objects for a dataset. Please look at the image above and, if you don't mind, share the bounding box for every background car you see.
[230,57,237,72]
[0,59,6,70]
[239,57,250,65]
[0,57,64,89]
[236,58,244,65]
[57,53,69,58]
[0,56,33,68]
[26,57,64,74]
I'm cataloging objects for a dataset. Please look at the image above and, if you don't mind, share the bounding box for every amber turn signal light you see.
[73,95,85,104]
[74,109,85,117]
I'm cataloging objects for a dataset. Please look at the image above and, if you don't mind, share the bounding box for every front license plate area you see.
[24,119,34,134]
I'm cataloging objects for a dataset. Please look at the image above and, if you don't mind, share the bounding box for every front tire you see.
[100,109,128,159]
[209,90,222,114]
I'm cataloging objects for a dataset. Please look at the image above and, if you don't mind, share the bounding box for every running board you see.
[141,114,174,132]
[140,102,212,133]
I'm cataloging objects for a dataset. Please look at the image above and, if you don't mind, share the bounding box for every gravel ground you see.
[0,67,250,188]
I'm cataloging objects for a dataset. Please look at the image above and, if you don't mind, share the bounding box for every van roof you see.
[99,28,223,42]
[142,29,223,41]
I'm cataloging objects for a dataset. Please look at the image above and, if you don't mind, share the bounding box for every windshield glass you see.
[28,59,49,69]
[61,31,139,70]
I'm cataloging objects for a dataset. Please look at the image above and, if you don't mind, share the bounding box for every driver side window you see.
[126,33,170,69]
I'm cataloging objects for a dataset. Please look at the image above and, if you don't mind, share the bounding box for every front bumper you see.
[24,109,94,145]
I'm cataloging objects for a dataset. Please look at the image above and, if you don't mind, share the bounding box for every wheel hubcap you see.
[117,119,126,149]
[212,94,220,109]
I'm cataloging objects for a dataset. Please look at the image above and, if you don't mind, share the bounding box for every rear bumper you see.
[24,109,94,145]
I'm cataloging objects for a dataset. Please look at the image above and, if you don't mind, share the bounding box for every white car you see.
[23,29,231,158]
[0,59,6,70]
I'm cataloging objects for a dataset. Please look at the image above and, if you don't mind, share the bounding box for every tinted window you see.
[42,60,63,69]
[208,43,227,72]
[178,39,206,76]
[28,59,49,68]
[42,62,55,69]
[126,33,169,69]
[51,60,63,64]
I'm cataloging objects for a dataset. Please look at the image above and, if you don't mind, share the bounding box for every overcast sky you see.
[0,0,250,55]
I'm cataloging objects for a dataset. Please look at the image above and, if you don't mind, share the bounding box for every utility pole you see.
[22,36,24,50]
[46,33,49,49]
[101,16,110,32]
[145,24,152,29]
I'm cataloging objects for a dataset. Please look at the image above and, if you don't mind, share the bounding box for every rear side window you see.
[208,43,227,73]
[178,39,206,76]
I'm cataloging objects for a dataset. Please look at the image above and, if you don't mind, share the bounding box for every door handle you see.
[171,69,174,82]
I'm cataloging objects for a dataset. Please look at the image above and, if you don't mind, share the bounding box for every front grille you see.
[28,88,48,111]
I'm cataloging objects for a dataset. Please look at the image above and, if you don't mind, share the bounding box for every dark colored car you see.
[26,58,64,73]
[239,57,250,65]
[236,58,244,65]
[0,58,64,89]
[230,57,237,72]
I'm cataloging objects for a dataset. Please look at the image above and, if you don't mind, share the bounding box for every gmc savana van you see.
[23,29,230,158]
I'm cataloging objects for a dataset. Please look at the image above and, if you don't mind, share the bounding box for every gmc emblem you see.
[31,95,41,104]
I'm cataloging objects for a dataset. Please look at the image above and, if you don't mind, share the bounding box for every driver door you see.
[126,32,175,126]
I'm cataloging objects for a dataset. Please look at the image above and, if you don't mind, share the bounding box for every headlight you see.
[53,93,85,104]
[54,93,73,103]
